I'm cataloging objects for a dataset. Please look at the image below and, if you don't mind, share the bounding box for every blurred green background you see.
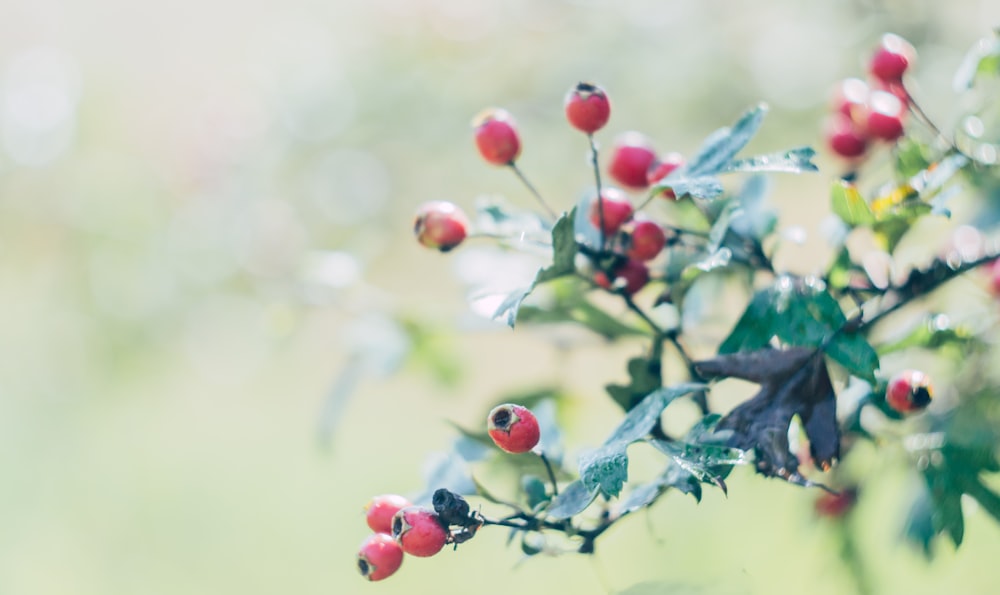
[1,0,999,594]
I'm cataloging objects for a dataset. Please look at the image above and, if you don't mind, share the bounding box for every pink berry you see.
[869,33,916,86]
[624,218,667,261]
[487,403,541,454]
[414,201,469,252]
[608,132,657,190]
[588,187,634,235]
[646,152,686,200]
[987,258,1000,296]
[391,507,448,557]
[886,369,933,413]
[357,533,404,581]
[594,259,649,295]
[564,82,611,134]
[365,494,411,534]
[831,78,870,122]
[825,114,869,159]
[864,90,906,142]
[472,108,521,165]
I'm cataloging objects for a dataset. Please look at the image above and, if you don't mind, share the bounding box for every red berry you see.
[864,90,906,142]
[588,187,634,235]
[564,82,611,134]
[608,132,657,190]
[487,403,541,454]
[646,152,686,200]
[624,218,666,261]
[365,494,411,534]
[472,108,521,165]
[595,259,649,295]
[814,488,858,518]
[869,33,916,86]
[825,114,869,159]
[886,369,933,413]
[357,533,404,581]
[391,507,448,557]
[830,78,870,122]
[414,201,469,252]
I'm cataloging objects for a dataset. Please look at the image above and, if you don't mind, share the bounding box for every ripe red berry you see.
[588,187,634,235]
[357,533,404,582]
[391,507,448,557]
[869,33,916,86]
[624,218,667,261]
[864,90,906,142]
[814,488,858,518]
[608,132,657,190]
[825,114,869,159]
[365,494,411,534]
[564,82,611,134]
[472,108,521,165]
[487,403,541,454]
[646,152,686,200]
[414,201,469,252]
[831,78,870,122]
[886,369,933,413]
[594,259,650,295]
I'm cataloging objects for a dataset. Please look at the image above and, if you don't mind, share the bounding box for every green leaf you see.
[491,209,577,328]
[877,315,978,356]
[685,104,768,177]
[831,180,875,226]
[825,333,880,383]
[605,356,663,411]
[720,147,818,174]
[718,277,879,382]
[580,384,705,499]
[546,480,598,520]
[894,137,933,179]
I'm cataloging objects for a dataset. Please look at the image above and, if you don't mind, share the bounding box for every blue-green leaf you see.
[720,147,818,174]
[545,480,598,519]
[684,104,768,177]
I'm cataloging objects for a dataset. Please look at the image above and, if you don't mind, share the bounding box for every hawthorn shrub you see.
[356,31,1000,582]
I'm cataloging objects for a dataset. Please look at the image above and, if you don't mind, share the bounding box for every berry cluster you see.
[357,404,541,581]
[825,33,916,162]
[414,81,694,298]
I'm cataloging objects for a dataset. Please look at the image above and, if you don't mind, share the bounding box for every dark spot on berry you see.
[358,558,370,576]
[392,515,403,537]
[912,386,932,408]
[575,81,598,93]
[492,407,512,429]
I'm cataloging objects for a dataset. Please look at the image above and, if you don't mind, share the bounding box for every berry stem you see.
[509,162,558,220]
[536,451,560,496]
[901,88,964,156]
[588,134,607,250]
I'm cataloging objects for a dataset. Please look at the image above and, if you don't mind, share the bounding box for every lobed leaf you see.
[579,384,706,499]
